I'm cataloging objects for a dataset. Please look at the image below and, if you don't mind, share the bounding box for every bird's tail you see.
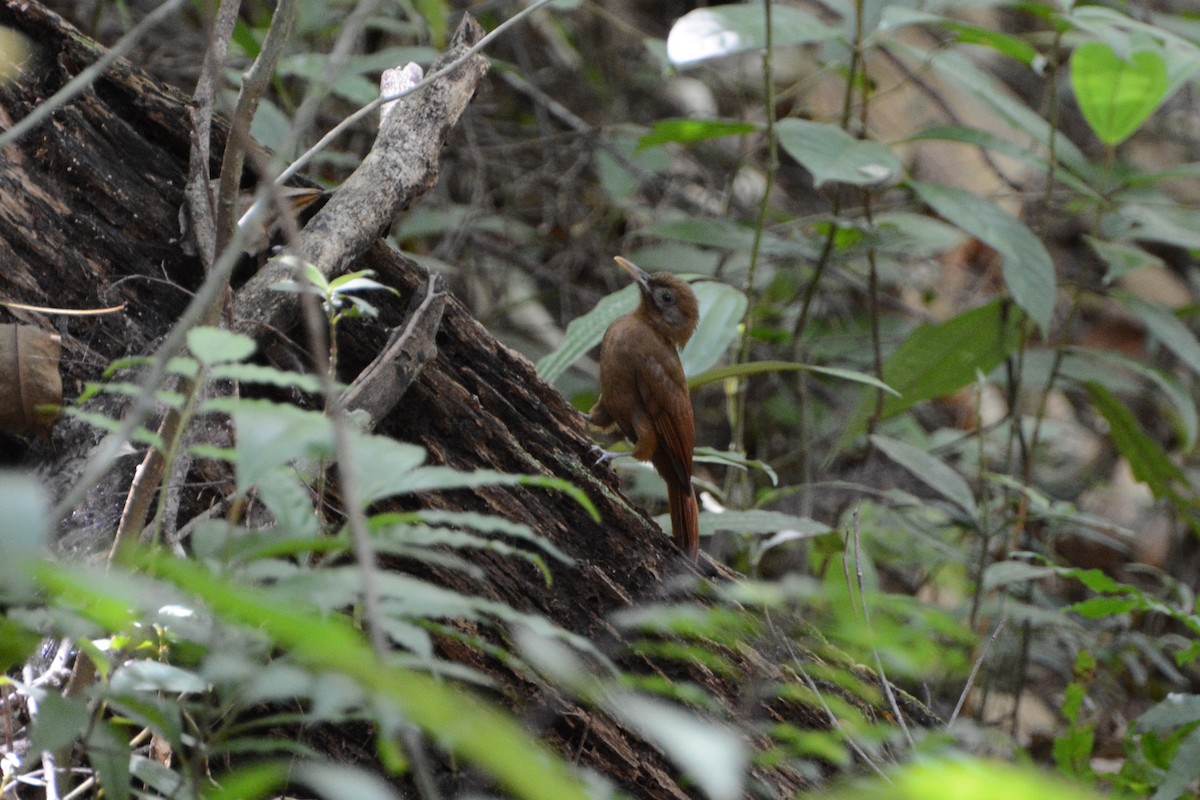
[667,481,699,560]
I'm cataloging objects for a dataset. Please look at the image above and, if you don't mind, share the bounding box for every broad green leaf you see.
[689,360,898,396]
[294,762,403,800]
[692,446,778,486]
[1151,726,1200,800]
[536,285,636,384]
[1070,42,1168,145]
[187,327,256,366]
[681,282,747,375]
[870,434,978,519]
[209,362,324,393]
[604,690,746,800]
[537,281,744,384]
[776,119,902,187]
[202,762,290,800]
[1067,595,1139,618]
[1066,346,1197,449]
[1085,383,1199,533]
[1083,236,1164,283]
[0,617,39,671]
[90,720,132,800]
[0,473,47,600]
[679,509,831,538]
[844,300,1025,441]
[1120,294,1200,382]
[204,398,332,492]
[1139,693,1200,730]
[910,182,1055,333]
[666,4,839,65]
[826,756,1104,800]
[981,561,1058,591]
[135,554,596,800]
[638,118,758,150]
[905,125,1098,198]
[346,434,427,505]
[28,691,91,752]
[879,8,1042,66]
[1105,200,1200,251]
[888,40,1092,180]
[110,661,209,694]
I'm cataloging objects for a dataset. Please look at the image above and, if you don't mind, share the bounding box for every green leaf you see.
[536,285,636,384]
[1070,42,1168,146]
[28,691,91,752]
[187,326,256,366]
[682,509,831,538]
[1066,346,1197,449]
[910,181,1056,333]
[203,761,290,800]
[603,690,746,800]
[844,300,1025,441]
[208,362,324,393]
[205,399,333,492]
[1151,726,1200,800]
[681,282,748,375]
[870,435,978,518]
[1067,595,1139,618]
[638,118,758,150]
[0,617,39,670]
[666,4,839,65]
[1084,382,1200,533]
[294,762,403,800]
[537,280,744,385]
[692,446,778,486]
[689,360,898,396]
[1119,294,1200,382]
[878,8,1042,67]
[90,719,132,800]
[110,661,209,694]
[776,119,902,187]
[138,553,596,800]
[1083,236,1164,284]
[0,473,48,600]
[1139,693,1200,730]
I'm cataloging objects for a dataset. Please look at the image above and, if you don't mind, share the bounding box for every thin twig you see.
[216,0,299,248]
[949,617,1007,727]
[255,0,559,210]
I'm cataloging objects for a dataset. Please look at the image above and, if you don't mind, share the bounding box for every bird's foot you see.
[590,444,630,466]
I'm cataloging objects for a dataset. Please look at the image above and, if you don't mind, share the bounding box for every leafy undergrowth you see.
[5,0,1200,798]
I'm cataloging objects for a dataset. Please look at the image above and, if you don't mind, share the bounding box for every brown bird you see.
[589,256,701,560]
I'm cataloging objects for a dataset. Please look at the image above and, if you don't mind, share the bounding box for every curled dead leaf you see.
[0,324,62,437]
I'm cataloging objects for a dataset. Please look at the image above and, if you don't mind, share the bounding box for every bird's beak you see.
[614,256,650,292]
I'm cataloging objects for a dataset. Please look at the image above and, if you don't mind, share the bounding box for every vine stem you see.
[725,0,778,501]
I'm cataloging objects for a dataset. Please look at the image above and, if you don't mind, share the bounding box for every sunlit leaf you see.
[666,4,839,65]
[1070,42,1168,146]
[638,118,758,150]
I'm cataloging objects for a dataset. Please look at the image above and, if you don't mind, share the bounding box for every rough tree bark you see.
[0,2,936,797]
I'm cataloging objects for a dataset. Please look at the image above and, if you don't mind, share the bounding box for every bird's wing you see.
[636,345,694,490]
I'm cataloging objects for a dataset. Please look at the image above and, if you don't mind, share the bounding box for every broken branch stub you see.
[232,14,489,341]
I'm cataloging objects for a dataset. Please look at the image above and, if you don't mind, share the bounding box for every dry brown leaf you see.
[0,323,62,437]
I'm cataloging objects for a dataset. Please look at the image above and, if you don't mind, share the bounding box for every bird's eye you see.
[660,290,673,304]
